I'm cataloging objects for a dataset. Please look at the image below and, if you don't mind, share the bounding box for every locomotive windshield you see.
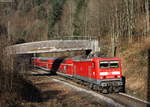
[100,61,119,68]
[100,61,109,68]
[110,61,119,68]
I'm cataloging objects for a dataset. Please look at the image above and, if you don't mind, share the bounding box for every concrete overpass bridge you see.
[7,38,99,55]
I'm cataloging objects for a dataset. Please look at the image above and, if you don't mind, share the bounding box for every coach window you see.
[100,61,109,68]
[110,61,119,68]
[41,59,47,62]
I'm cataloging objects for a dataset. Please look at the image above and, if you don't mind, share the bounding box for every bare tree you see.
[145,0,150,39]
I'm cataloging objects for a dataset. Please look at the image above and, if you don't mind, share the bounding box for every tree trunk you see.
[145,0,150,40]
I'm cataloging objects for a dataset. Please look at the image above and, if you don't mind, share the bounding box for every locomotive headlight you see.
[112,71,120,75]
[117,75,121,78]
[100,72,108,75]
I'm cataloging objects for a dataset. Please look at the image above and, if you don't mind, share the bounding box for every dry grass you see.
[120,40,150,100]
[0,35,33,106]
[22,75,110,107]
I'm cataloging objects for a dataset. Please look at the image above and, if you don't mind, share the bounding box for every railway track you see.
[31,69,150,107]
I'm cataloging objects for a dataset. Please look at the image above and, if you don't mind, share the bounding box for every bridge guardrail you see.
[52,36,97,40]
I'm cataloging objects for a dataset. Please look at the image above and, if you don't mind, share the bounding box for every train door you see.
[92,62,96,79]
[73,62,77,76]
[64,65,67,74]
[88,62,92,81]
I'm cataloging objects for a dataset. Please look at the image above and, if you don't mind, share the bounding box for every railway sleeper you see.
[102,88,109,94]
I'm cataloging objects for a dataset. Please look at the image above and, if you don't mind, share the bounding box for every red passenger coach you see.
[59,59,74,76]
[32,56,124,93]
[32,58,41,66]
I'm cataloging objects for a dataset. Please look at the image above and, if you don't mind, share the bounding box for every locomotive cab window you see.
[100,61,109,68]
[110,61,119,68]
[100,61,119,68]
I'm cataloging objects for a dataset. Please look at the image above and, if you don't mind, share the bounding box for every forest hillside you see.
[0,0,150,105]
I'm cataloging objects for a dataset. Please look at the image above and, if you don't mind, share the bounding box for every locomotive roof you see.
[32,57,73,60]
[94,57,121,60]
[32,57,56,60]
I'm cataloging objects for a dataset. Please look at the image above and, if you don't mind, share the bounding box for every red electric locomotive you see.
[32,56,124,93]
